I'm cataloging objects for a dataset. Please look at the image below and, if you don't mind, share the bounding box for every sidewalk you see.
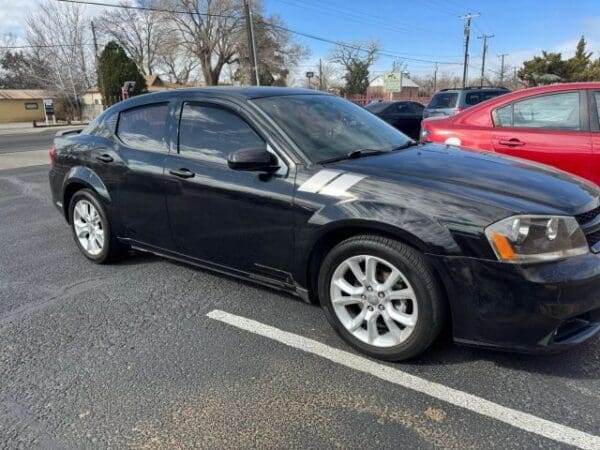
[0,122,85,136]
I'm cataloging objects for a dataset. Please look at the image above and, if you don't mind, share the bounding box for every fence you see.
[344,93,432,106]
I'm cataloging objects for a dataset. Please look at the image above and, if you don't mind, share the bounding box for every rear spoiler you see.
[55,128,84,137]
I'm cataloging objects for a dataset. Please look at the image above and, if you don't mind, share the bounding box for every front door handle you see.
[95,154,113,163]
[169,168,195,179]
[498,138,525,147]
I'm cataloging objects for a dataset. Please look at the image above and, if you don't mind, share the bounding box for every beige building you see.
[0,89,57,123]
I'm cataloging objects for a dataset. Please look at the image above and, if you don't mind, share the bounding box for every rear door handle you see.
[95,154,113,163]
[169,168,195,179]
[498,139,525,147]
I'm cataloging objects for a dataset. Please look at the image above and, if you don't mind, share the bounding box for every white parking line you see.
[207,309,600,450]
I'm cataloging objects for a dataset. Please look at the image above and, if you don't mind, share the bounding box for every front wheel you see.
[318,235,446,361]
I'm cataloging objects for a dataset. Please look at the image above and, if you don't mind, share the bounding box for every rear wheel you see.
[69,189,123,264]
[318,235,445,361]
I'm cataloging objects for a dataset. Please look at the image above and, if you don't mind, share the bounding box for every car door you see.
[406,103,424,139]
[490,90,593,181]
[591,90,600,185]
[164,99,297,282]
[111,101,175,249]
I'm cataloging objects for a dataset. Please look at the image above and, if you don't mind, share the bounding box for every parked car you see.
[49,87,600,361]
[423,86,510,119]
[365,101,424,139]
[421,83,600,185]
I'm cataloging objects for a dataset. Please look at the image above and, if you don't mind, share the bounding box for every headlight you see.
[485,215,589,263]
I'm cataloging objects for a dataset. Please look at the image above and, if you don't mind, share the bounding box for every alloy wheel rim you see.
[73,199,104,256]
[330,255,418,348]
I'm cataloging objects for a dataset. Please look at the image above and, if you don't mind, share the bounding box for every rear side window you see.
[512,92,581,130]
[178,103,264,164]
[595,92,600,128]
[464,92,481,106]
[427,93,458,109]
[117,103,169,151]
[494,104,512,127]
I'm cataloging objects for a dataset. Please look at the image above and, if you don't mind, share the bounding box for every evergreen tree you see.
[98,41,146,104]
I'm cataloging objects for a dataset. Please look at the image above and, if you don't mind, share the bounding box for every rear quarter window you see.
[117,103,169,151]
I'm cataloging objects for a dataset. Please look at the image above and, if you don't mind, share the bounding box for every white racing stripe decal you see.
[298,169,342,193]
[319,174,366,197]
[298,170,365,196]
[207,309,600,450]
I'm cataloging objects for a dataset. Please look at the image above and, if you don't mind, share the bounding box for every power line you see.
[53,0,464,66]
[0,44,95,49]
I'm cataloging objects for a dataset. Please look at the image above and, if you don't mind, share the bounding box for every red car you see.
[422,83,600,185]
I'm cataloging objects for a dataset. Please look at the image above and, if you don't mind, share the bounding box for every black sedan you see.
[365,100,424,139]
[49,88,600,361]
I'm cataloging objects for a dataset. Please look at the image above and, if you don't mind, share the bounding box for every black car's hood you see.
[333,144,599,215]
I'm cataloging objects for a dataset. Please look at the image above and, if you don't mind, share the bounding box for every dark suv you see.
[423,87,510,119]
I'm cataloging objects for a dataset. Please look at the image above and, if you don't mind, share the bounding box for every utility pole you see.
[433,62,438,92]
[243,0,259,86]
[460,13,479,88]
[91,20,103,107]
[477,34,494,87]
[499,53,508,85]
[319,58,323,91]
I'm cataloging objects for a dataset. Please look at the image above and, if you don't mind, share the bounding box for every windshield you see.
[252,95,410,163]
[427,92,459,109]
[364,102,393,114]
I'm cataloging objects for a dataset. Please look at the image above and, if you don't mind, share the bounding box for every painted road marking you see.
[0,150,49,170]
[207,309,600,450]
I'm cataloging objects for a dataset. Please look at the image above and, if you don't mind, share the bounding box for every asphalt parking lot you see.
[1,136,600,449]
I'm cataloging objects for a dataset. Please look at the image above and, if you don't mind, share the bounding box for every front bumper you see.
[428,252,600,353]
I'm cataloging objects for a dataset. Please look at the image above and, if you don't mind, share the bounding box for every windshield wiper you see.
[391,140,419,151]
[318,148,389,164]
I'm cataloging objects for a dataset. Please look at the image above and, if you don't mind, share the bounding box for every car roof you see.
[99,86,331,117]
[437,87,509,93]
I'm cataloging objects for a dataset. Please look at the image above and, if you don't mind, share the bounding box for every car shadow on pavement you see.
[410,331,600,380]
[114,249,600,380]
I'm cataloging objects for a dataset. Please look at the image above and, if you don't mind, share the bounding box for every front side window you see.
[253,94,410,163]
[117,103,169,151]
[178,103,265,164]
[512,92,581,130]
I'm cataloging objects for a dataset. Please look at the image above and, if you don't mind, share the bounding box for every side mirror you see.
[227,147,280,173]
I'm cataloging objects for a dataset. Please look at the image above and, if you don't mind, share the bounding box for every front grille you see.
[575,206,600,225]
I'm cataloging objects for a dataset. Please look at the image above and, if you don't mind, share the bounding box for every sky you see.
[1,0,600,82]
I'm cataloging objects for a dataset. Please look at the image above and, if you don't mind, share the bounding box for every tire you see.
[318,235,445,361]
[68,188,124,264]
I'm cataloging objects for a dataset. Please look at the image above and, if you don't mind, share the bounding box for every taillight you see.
[49,144,56,167]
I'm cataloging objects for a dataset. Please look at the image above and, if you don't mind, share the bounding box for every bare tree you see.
[330,40,379,73]
[156,33,199,84]
[234,13,308,86]
[26,1,94,119]
[165,0,245,85]
[95,0,168,75]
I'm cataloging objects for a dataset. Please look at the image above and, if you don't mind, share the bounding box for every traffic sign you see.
[305,71,314,79]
